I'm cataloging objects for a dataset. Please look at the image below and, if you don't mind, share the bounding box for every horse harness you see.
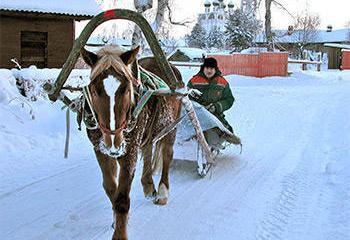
[71,65,186,140]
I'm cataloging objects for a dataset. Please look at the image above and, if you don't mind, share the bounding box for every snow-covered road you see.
[1,69,349,240]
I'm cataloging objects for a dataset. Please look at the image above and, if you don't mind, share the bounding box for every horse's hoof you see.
[153,183,168,205]
[153,196,168,205]
[145,190,157,200]
[142,183,156,199]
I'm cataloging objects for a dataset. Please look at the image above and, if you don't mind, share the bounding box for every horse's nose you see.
[114,134,123,148]
[109,139,126,157]
[103,134,113,148]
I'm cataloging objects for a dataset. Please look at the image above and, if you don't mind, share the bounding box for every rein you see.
[99,120,126,136]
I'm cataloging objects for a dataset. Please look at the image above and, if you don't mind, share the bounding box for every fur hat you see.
[202,57,218,68]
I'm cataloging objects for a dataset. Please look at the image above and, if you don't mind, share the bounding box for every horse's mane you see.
[91,45,136,104]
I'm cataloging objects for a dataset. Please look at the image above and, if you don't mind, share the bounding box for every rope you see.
[64,108,70,158]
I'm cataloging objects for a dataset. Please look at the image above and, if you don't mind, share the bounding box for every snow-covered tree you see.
[185,22,207,49]
[292,10,321,58]
[225,9,261,51]
[207,28,225,50]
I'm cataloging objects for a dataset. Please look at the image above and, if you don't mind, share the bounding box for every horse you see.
[80,45,183,240]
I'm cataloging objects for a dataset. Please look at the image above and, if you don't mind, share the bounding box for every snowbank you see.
[0,69,20,103]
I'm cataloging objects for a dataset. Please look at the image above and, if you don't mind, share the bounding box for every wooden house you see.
[0,0,100,68]
[324,43,350,69]
[167,47,207,62]
[255,27,350,59]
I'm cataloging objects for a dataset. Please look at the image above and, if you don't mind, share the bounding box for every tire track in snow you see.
[0,164,82,200]
[254,88,343,240]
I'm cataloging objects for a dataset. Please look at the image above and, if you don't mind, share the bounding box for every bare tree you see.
[132,0,192,48]
[292,10,321,57]
[258,0,293,51]
[264,0,273,50]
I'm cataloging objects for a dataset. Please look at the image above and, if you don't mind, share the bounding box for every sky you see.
[77,0,350,39]
[170,0,350,36]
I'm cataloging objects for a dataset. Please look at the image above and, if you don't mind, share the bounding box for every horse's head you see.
[81,45,140,157]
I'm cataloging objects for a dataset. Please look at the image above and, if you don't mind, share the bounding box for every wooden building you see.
[255,27,350,59]
[167,47,207,62]
[324,43,350,69]
[0,1,99,68]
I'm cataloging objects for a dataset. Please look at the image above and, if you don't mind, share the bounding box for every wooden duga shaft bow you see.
[43,8,214,167]
[43,9,181,101]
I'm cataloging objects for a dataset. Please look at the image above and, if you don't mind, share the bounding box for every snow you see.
[0,69,19,103]
[0,0,101,17]
[1,66,350,240]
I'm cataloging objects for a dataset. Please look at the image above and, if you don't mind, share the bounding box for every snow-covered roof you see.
[0,0,101,17]
[255,29,350,44]
[324,43,350,49]
[168,47,207,60]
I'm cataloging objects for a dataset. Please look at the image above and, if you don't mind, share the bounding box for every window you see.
[21,31,48,68]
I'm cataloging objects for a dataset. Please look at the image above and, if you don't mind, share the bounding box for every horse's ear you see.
[120,46,140,65]
[81,48,98,67]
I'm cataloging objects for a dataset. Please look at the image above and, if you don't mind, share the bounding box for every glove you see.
[188,88,202,99]
[206,103,216,113]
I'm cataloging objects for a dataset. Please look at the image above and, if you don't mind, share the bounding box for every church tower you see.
[198,0,234,33]
[241,0,257,16]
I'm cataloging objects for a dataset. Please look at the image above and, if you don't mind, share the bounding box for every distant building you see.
[324,43,350,69]
[255,27,350,56]
[167,47,207,62]
[198,0,257,33]
[198,0,235,33]
[240,0,258,17]
[0,0,100,68]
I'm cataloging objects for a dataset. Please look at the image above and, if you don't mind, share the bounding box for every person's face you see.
[203,67,216,78]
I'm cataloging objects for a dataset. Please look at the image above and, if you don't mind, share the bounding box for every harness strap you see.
[132,90,154,119]
[131,66,173,120]
[82,86,99,129]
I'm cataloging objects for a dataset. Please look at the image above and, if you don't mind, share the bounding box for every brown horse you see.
[81,45,183,240]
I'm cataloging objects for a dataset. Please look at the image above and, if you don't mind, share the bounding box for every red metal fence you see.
[341,50,350,70]
[209,52,289,77]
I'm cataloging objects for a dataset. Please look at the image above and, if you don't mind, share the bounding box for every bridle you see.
[83,63,172,137]
[83,71,139,137]
[99,120,127,136]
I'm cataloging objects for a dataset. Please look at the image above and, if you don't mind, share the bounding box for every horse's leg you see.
[141,144,156,198]
[154,131,176,205]
[94,150,118,206]
[88,130,118,206]
[112,149,137,240]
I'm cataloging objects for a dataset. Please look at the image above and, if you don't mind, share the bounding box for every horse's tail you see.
[152,141,163,175]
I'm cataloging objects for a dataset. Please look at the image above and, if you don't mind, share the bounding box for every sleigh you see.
[43,9,239,177]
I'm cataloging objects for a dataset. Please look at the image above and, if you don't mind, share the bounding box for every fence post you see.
[302,50,308,70]
[317,53,321,72]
